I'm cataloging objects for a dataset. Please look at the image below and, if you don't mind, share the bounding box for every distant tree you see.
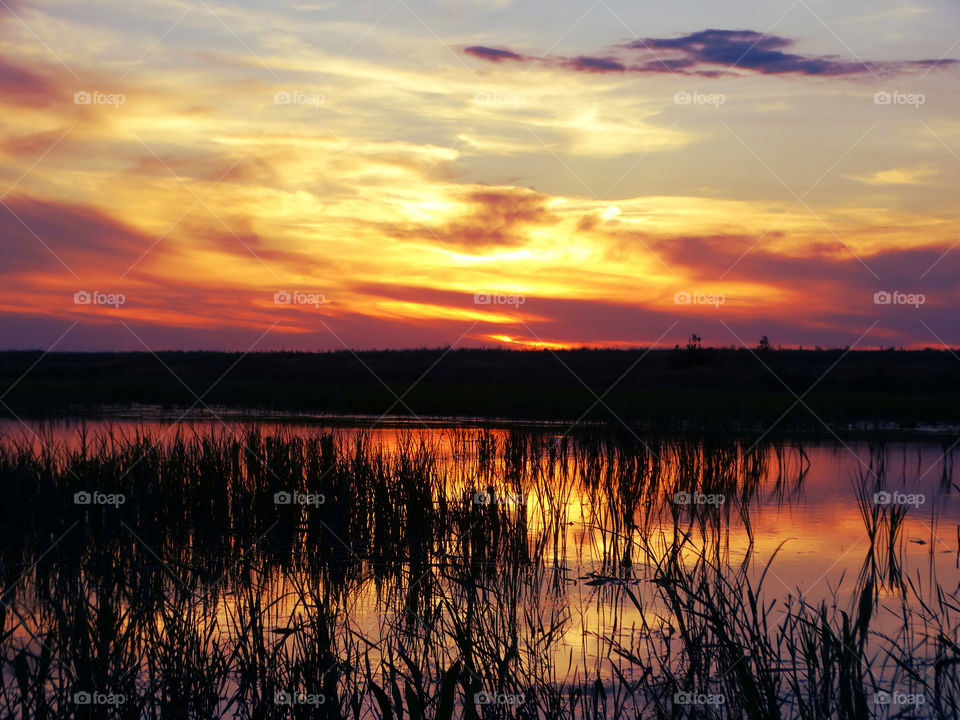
[757,335,772,352]
[686,334,702,352]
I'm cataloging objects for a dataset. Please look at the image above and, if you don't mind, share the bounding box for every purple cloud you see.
[464,29,958,77]
[0,60,60,107]
[564,56,627,73]
[626,29,942,76]
[464,46,525,63]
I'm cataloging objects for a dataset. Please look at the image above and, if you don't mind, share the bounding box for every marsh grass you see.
[0,426,956,718]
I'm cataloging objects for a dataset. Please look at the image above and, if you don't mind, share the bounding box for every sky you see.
[1,0,959,352]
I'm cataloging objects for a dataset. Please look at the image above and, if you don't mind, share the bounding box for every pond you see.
[0,415,958,718]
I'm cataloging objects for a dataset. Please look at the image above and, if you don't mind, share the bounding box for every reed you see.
[0,425,956,718]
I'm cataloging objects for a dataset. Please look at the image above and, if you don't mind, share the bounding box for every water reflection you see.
[0,417,958,718]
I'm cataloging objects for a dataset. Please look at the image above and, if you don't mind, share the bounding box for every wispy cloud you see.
[850,165,937,185]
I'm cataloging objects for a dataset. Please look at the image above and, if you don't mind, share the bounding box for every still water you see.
[0,414,958,718]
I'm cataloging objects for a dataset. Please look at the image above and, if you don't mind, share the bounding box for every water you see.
[1,415,958,718]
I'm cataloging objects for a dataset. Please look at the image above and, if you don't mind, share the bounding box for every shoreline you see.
[3,348,960,435]
[5,404,960,441]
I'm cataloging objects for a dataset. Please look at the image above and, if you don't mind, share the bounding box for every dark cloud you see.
[3,128,76,159]
[625,29,949,76]
[640,229,960,294]
[442,189,560,249]
[0,315,305,352]
[194,225,329,273]
[0,59,59,107]
[464,29,958,77]
[382,188,560,251]
[467,189,557,226]
[0,195,155,276]
[564,56,626,73]
[464,46,525,63]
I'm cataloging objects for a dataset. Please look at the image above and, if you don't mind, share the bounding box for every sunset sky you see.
[2,0,959,351]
